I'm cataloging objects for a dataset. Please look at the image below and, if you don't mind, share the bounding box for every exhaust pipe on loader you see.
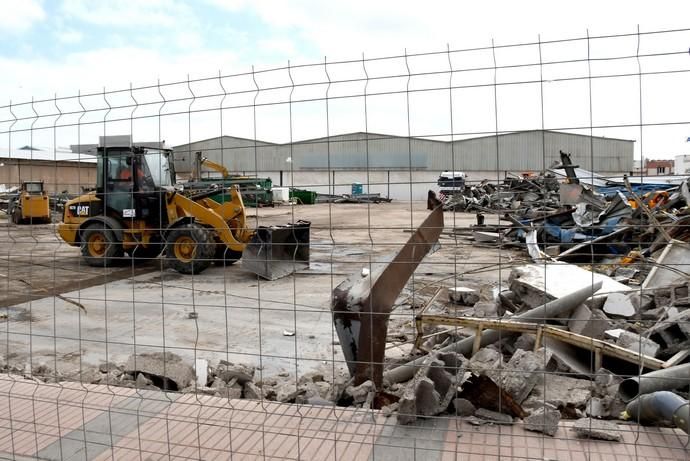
[242,220,311,280]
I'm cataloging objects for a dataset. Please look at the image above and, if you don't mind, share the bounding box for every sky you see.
[1,0,689,161]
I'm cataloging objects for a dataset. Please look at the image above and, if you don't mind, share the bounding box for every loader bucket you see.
[242,220,311,280]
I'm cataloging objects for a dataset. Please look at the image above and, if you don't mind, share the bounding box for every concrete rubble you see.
[571,418,623,442]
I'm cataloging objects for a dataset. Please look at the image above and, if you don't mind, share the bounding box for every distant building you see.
[644,159,674,176]
[675,154,690,175]
[173,130,634,200]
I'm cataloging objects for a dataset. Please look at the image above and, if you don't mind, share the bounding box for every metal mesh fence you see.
[1,26,690,460]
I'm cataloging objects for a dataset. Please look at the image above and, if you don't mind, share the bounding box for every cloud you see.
[0,0,46,32]
[56,29,83,44]
[60,0,191,27]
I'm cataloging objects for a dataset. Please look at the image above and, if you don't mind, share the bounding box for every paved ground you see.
[1,375,688,460]
[1,202,524,378]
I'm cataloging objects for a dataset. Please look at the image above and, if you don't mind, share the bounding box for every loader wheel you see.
[214,246,242,265]
[81,224,124,267]
[165,223,214,274]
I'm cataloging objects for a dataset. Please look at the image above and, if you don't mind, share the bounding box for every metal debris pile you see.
[441,173,561,214]
[329,187,689,438]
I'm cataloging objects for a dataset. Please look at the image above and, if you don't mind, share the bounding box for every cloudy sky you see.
[1,0,689,159]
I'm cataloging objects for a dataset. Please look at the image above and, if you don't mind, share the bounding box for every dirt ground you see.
[0,201,525,377]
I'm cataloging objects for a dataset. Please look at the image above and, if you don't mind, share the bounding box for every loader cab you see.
[96,146,174,224]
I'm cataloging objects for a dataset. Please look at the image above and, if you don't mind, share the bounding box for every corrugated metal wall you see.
[173,130,633,174]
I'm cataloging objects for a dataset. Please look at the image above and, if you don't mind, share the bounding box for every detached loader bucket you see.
[243,220,311,280]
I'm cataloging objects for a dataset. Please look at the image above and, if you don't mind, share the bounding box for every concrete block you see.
[397,353,463,424]
[125,352,194,390]
[585,397,607,418]
[453,398,476,416]
[473,302,498,318]
[345,380,375,404]
[398,376,439,424]
[567,304,609,339]
[498,348,552,404]
[468,346,502,375]
[616,331,660,357]
[572,418,622,441]
[524,407,560,436]
[448,287,480,306]
[474,408,513,425]
[514,334,536,351]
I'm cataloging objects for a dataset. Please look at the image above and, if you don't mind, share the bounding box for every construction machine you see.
[57,145,309,279]
[8,181,51,224]
[183,151,274,207]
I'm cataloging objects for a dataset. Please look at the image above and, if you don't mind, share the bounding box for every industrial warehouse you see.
[2,30,690,461]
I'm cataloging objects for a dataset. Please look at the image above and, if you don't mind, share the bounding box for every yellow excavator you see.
[57,145,309,279]
[9,181,51,224]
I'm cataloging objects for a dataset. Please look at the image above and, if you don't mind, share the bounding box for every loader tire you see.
[165,223,215,275]
[214,246,242,265]
[81,223,124,267]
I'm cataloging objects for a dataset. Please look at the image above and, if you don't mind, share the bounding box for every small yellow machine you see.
[57,145,309,278]
[9,181,51,224]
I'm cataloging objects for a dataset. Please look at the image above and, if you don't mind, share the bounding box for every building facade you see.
[173,130,634,200]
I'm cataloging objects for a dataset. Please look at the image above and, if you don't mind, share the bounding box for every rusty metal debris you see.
[331,191,444,388]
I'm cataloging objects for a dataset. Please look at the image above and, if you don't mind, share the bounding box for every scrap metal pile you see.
[441,173,561,214]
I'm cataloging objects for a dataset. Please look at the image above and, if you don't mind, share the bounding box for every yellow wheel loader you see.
[8,181,51,224]
[57,145,309,279]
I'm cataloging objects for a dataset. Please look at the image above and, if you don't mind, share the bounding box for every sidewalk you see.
[1,375,688,460]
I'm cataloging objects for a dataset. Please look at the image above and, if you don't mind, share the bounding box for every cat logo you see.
[76,205,90,216]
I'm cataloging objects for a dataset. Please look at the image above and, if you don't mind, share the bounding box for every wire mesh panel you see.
[1,27,690,460]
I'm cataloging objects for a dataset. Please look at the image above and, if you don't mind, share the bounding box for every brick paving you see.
[0,375,688,460]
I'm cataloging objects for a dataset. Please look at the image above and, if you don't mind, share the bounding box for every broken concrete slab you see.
[448,287,479,306]
[524,407,560,436]
[474,408,514,425]
[125,352,194,391]
[572,418,622,442]
[603,292,636,318]
[616,331,660,358]
[524,373,593,411]
[509,263,631,308]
